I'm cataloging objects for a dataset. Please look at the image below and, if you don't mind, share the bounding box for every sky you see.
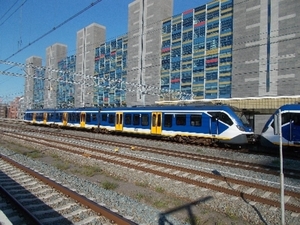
[0,0,209,103]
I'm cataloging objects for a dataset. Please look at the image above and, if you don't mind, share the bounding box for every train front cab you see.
[261,111,300,148]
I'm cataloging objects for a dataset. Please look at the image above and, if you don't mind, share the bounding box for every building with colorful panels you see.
[160,0,233,101]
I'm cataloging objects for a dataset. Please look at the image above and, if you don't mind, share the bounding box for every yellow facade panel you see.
[206,49,219,55]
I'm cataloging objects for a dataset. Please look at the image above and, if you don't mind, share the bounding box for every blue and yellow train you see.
[260,104,300,148]
[24,105,254,146]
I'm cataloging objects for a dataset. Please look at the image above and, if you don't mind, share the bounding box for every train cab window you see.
[125,114,132,125]
[191,115,202,126]
[102,114,107,122]
[164,114,172,127]
[218,112,233,125]
[208,112,233,126]
[108,114,115,124]
[133,114,140,125]
[291,113,300,125]
[141,114,149,126]
[176,114,186,126]
[281,113,290,125]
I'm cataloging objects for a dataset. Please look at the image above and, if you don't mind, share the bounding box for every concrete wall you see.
[76,23,106,107]
[126,0,173,106]
[25,56,42,109]
[44,43,67,108]
[232,0,300,98]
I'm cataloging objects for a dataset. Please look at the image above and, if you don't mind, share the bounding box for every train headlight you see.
[236,125,245,131]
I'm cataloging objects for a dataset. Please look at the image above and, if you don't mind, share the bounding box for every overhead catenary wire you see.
[1,0,298,103]
[4,0,103,61]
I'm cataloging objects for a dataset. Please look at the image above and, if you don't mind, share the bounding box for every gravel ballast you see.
[1,132,300,225]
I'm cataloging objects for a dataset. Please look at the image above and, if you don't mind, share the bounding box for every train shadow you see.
[158,196,213,225]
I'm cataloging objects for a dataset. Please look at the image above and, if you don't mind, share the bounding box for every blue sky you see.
[0,0,208,103]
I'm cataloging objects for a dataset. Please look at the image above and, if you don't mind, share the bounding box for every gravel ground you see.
[1,131,300,225]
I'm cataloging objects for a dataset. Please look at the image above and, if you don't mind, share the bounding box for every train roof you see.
[25,104,240,113]
[278,104,300,111]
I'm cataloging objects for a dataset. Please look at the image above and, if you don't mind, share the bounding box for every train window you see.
[176,114,186,126]
[191,115,202,126]
[76,113,80,122]
[63,113,67,121]
[92,113,97,121]
[82,113,88,122]
[208,112,233,125]
[152,114,156,126]
[37,113,43,120]
[157,114,161,126]
[291,113,300,125]
[141,114,149,126]
[125,114,132,125]
[108,114,115,124]
[48,113,53,119]
[69,113,74,122]
[133,114,140,125]
[218,112,233,125]
[116,114,123,124]
[102,114,107,121]
[281,113,291,125]
[164,114,172,127]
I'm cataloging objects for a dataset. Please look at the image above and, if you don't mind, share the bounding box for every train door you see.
[290,113,300,145]
[151,112,162,134]
[33,113,36,123]
[210,116,218,135]
[115,112,123,131]
[62,112,68,126]
[80,112,86,128]
[43,112,47,124]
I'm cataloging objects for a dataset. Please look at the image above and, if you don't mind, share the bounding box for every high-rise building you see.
[32,67,45,109]
[232,0,300,97]
[57,55,76,108]
[126,0,173,106]
[76,23,106,107]
[160,0,233,101]
[25,56,42,109]
[94,35,128,106]
[44,43,67,108]
[24,0,300,109]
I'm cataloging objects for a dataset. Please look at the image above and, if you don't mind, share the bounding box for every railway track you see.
[1,119,300,160]
[0,154,137,225]
[2,128,300,215]
[2,123,300,180]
